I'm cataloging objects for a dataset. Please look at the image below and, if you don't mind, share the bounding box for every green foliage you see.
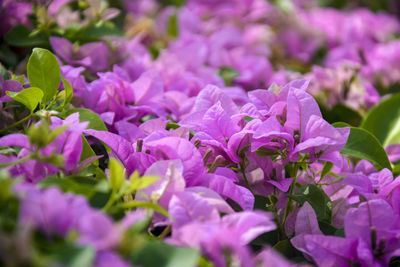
[362,93,400,147]
[157,0,186,7]
[219,66,240,86]
[27,48,61,103]
[4,25,48,47]
[6,87,44,113]
[335,124,392,170]
[319,103,362,127]
[167,13,179,38]
[27,120,69,149]
[109,158,126,193]
[66,108,108,131]
[130,241,200,267]
[61,77,74,109]
[291,184,332,224]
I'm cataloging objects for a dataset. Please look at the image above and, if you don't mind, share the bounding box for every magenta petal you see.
[200,173,254,210]
[285,88,322,137]
[169,191,220,228]
[302,235,358,267]
[131,70,163,105]
[185,186,234,214]
[49,37,74,63]
[194,84,238,116]
[145,137,205,186]
[202,101,241,145]
[0,133,30,148]
[344,199,396,248]
[221,211,276,244]
[295,202,322,235]
[84,129,133,166]
[138,159,186,208]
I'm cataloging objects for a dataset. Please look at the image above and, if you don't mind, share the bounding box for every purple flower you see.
[50,37,110,73]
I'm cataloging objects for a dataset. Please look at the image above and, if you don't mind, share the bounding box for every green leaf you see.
[129,171,160,191]
[320,161,334,180]
[66,108,107,131]
[166,122,180,130]
[291,184,332,224]
[38,176,95,197]
[361,93,400,147]
[50,244,95,267]
[4,25,48,47]
[167,13,179,38]
[253,195,271,211]
[319,102,362,127]
[130,241,199,267]
[340,127,391,170]
[157,0,186,6]
[243,116,254,122]
[6,87,43,112]
[109,158,125,193]
[218,66,239,86]
[61,76,73,108]
[273,239,299,258]
[27,48,61,103]
[116,201,170,218]
[80,136,98,166]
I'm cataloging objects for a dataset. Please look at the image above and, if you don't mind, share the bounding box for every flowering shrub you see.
[1,0,400,266]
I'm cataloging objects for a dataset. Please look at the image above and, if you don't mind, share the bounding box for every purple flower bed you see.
[1,0,400,266]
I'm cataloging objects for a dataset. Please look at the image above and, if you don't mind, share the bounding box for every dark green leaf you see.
[319,103,362,127]
[253,195,270,211]
[320,161,334,180]
[50,244,95,267]
[362,93,400,147]
[340,127,391,170]
[291,184,332,224]
[6,87,43,112]
[5,25,48,47]
[130,241,199,267]
[38,177,95,197]
[66,108,107,131]
[27,48,61,103]
[273,239,300,258]
[157,0,186,6]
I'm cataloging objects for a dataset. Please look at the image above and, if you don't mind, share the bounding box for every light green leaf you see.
[116,201,170,218]
[27,48,61,103]
[129,171,160,191]
[361,93,400,147]
[66,108,108,131]
[109,158,125,192]
[61,76,73,108]
[6,87,43,112]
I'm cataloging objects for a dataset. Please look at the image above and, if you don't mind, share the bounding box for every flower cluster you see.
[1,0,400,266]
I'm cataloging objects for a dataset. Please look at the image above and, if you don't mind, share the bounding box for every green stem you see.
[282,163,299,227]
[103,191,117,212]
[0,114,33,133]
[158,225,171,239]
